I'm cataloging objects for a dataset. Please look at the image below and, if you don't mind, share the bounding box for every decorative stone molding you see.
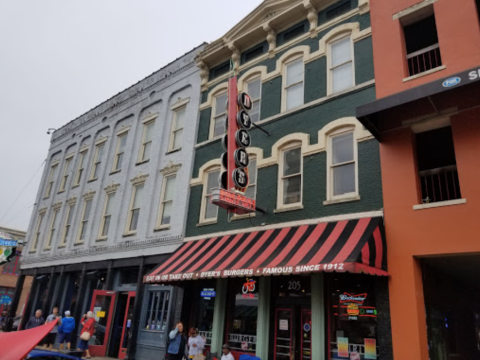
[130,172,149,185]
[82,189,96,201]
[359,0,370,15]
[263,25,277,58]
[39,207,48,215]
[104,181,120,194]
[228,43,241,71]
[304,0,318,38]
[67,196,77,206]
[197,60,209,90]
[52,201,63,211]
[160,161,182,176]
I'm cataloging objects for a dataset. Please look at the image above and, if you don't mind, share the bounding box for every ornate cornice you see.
[52,201,63,211]
[160,161,182,176]
[38,207,48,215]
[82,189,96,201]
[104,181,121,194]
[67,196,77,206]
[130,172,149,186]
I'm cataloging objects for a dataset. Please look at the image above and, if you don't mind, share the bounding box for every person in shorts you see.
[43,307,61,350]
[58,310,75,350]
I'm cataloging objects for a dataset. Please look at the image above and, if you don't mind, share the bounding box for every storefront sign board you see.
[337,337,349,358]
[279,319,289,331]
[96,311,106,318]
[364,339,377,359]
[0,295,12,305]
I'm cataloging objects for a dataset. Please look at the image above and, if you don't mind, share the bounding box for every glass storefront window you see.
[227,277,259,354]
[144,290,170,331]
[328,274,378,360]
[190,280,216,348]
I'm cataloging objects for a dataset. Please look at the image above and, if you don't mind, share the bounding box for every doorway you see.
[88,290,116,357]
[108,291,135,359]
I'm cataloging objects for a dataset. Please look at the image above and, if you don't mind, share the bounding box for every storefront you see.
[141,217,393,360]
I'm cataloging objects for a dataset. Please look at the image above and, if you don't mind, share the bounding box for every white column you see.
[211,278,228,356]
[256,277,271,360]
[311,273,326,360]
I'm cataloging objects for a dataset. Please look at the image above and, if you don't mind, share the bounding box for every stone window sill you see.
[136,159,150,166]
[87,178,98,183]
[274,204,304,213]
[110,169,121,175]
[72,184,80,189]
[96,237,108,241]
[413,198,466,210]
[197,219,218,227]
[74,241,84,246]
[122,232,137,238]
[154,225,171,232]
[166,148,182,155]
[232,213,256,221]
[323,195,361,206]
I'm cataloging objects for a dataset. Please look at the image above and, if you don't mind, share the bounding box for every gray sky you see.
[0,0,262,231]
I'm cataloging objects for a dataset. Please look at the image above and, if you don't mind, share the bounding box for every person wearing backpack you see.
[58,310,75,350]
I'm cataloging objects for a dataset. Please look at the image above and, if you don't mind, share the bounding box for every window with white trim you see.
[246,78,262,123]
[127,183,144,233]
[284,58,304,111]
[44,163,58,198]
[90,142,106,180]
[112,132,128,172]
[244,157,257,200]
[138,121,155,163]
[60,204,74,247]
[211,92,227,138]
[77,199,92,242]
[30,213,45,252]
[157,175,176,228]
[169,107,186,152]
[59,156,73,192]
[329,36,354,94]
[99,192,115,238]
[74,149,88,186]
[328,130,357,199]
[201,168,220,222]
[45,208,59,249]
[279,145,302,206]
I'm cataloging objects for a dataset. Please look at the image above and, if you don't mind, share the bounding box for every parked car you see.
[26,349,82,359]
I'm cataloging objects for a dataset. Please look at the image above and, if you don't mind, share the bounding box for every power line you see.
[2,202,34,228]
[0,159,46,225]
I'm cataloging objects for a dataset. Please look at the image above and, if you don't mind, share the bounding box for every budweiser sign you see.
[339,293,367,304]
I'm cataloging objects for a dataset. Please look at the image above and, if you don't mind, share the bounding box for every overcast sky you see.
[0,0,262,232]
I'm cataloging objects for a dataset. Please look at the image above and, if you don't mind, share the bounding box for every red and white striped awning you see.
[144,217,387,283]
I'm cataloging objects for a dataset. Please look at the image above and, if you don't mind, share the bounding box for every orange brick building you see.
[357,0,480,359]
[0,227,31,318]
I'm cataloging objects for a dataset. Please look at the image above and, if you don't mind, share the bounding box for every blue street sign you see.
[0,295,12,305]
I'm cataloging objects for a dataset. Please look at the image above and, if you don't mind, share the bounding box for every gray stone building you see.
[11,43,205,359]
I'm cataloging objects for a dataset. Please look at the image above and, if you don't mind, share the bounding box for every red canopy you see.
[0,318,58,360]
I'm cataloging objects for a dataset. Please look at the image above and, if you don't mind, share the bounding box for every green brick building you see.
[144,1,393,360]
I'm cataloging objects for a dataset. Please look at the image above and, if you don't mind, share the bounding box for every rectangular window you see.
[329,131,357,198]
[280,147,302,206]
[45,208,59,249]
[246,78,262,123]
[90,142,105,180]
[212,93,228,138]
[326,1,352,20]
[403,10,441,77]
[158,175,176,228]
[74,149,88,186]
[202,169,220,222]
[2,253,19,275]
[59,156,73,192]
[127,184,144,233]
[284,58,304,111]
[44,163,58,198]
[330,36,354,94]
[169,107,186,151]
[113,132,128,172]
[244,158,257,200]
[99,193,115,238]
[144,290,170,331]
[416,126,460,204]
[139,121,155,163]
[77,199,92,242]
[191,280,216,348]
[30,213,44,252]
[60,204,74,247]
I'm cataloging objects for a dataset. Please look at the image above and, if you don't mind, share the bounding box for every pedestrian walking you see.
[77,311,95,359]
[43,306,61,350]
[188,327,205,360]
[167,321,187,360]
[25,309,45,330]
[58,310,75,350]
[221,344,234,360]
